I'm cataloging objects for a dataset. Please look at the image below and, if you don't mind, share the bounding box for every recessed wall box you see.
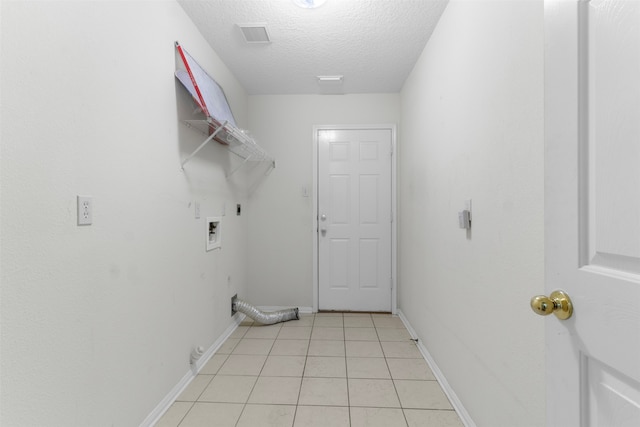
[206,217,222,251]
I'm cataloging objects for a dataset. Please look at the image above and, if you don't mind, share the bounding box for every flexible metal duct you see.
[233,298,299,325]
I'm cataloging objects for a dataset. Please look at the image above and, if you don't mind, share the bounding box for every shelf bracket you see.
[181,120,228,169]
[226,153,253,179]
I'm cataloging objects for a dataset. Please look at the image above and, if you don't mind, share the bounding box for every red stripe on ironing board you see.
[175,41,210,118]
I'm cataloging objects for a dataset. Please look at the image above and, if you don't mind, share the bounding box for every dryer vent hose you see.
[232,298,299,325]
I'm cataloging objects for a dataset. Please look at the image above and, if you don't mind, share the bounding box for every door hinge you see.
[390,277,393,291]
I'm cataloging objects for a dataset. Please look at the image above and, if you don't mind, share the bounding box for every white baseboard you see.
[140,313,245,427]
[397,310,476,427]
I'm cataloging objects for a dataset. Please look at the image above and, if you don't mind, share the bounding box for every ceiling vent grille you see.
[238,24,271,44]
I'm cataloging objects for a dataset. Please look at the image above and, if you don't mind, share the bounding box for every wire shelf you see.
[181,118,275,177]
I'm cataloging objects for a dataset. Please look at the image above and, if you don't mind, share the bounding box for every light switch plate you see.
[194,201,201,219]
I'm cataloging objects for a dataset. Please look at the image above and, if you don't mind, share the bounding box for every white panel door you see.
[318,128,392,311]
[544,1,640,425]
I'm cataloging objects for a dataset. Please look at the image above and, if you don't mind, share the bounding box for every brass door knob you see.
[530,290,573,320]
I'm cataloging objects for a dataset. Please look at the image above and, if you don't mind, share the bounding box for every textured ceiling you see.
[178,0,449,95]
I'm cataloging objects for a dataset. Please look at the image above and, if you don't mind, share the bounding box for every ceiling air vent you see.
[317,75,344,94]
[238,23,271,44]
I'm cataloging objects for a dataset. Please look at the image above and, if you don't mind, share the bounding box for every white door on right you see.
[544,1,640,426]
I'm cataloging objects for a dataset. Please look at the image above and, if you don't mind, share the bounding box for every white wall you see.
[246,94,400,308]
[398,1,545,426]
[1,1,249,425]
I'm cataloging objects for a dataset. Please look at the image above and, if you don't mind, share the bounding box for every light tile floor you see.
[156,312,464,427]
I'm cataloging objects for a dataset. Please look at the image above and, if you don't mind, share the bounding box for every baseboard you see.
[139,313,245,427]
[257,305,314,314]
[396,310,476,427]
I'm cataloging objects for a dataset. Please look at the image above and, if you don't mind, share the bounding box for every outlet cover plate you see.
[77,196,92,225]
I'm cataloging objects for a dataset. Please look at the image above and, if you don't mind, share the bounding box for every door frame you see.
[312,124,398,313]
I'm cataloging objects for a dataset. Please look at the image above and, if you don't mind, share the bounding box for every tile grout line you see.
[292,313,315,426]
[342,313,352,426]
[232,320,280,427]
[175,401,195,427]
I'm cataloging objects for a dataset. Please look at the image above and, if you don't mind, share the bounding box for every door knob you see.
[530,290,573,320]
[320,214,327,221]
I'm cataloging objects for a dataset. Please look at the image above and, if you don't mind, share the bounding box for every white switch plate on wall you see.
[194,201,201,219]
[77,195,92,225]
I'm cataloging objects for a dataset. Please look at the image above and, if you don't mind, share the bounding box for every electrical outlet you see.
[194,201,201,219]
[77,196,92,225]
